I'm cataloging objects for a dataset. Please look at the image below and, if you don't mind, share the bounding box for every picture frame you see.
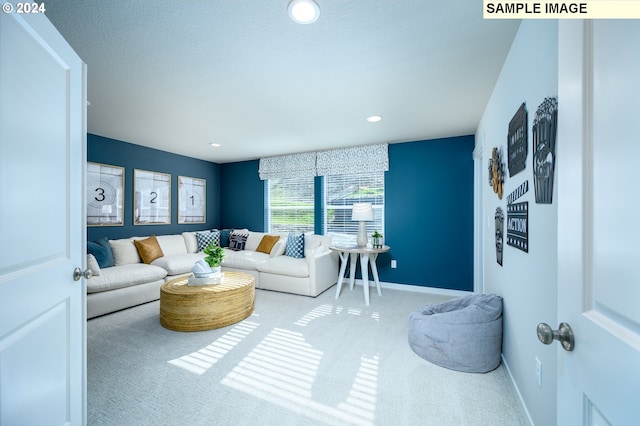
[87,162,124,226]
[178,176,206,224]
[134,169,171,225]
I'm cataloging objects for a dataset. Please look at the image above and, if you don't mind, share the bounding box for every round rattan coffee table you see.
[160,271,255,332]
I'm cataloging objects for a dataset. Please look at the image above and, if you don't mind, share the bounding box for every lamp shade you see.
[351,203,374,221]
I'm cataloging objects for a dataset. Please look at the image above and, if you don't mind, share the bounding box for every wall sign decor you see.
[533,97,558,204]
[134,169,171,225]
[87,162,124,226]
[178,176,206,224]
[507,202,529,253]
[508,103,528,177]
[495,207,504,266]
[488,147,505,199]
[507,180,529,205]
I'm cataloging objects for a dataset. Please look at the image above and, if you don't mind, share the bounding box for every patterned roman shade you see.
[316,143,389,176]
[258,152,317,180]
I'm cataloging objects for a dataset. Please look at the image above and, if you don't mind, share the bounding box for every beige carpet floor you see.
[87,284,526,426]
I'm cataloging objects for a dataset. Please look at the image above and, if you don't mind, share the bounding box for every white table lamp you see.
[352,203,374,247]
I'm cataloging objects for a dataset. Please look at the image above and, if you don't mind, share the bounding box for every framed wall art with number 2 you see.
[134,169,171,225]
[178,176,206,224]
[87,162,124,226]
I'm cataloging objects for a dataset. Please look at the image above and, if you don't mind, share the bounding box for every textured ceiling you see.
[44,1,520,163]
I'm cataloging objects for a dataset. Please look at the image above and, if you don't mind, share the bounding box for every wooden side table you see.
[329,245,390,305]
[160,271,255,331]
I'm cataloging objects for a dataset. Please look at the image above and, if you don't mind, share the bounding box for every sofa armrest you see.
[307,248,339,295]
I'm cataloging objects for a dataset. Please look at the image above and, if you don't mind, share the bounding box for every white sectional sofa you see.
[86,230,338,319]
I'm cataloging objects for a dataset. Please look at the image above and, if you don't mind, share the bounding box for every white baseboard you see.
[501,354,535,426]
[350,279,473,298]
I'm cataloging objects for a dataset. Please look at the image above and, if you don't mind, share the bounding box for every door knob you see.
[73,267,92,281]
[537,322,575,351]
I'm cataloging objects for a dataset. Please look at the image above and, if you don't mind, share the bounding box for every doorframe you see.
[473,140,484,294]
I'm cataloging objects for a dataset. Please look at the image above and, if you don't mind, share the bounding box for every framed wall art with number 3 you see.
[87,162,124,226]
[134,169,171,225]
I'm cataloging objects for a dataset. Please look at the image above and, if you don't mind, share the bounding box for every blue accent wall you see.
[87,134,221,241]
[218,135,474,291]
[88,133,474,291]
[219,160,265,231]
[381,136,474,291]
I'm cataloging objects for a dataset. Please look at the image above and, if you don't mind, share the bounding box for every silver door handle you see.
[537,322,575,351]
[73,267,92,281]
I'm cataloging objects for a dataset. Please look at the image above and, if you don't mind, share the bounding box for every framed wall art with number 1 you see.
[178,176,206,224]
[134,169,171,225]
[87,162,124,226]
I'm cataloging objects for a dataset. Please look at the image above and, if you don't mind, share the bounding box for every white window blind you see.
[266,176,315,234]
[324,172,384,246]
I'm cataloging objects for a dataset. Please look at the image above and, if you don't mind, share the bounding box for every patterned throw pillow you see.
[196,230,219,252]
[228,232,248,251]
[285,233,305,258]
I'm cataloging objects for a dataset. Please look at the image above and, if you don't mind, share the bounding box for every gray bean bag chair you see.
[408,293,503,373]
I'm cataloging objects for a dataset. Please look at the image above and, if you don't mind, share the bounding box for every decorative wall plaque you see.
[507,202,528,253]
[508,103,528,177]
[533,97,558,204]
[87,162,124,226]
[495,207,504,266]
[488,147,505,199]
[507,180,529,205]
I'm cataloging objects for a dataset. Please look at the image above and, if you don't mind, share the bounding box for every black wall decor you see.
[508,103,528,177]
[488,147,505,199]
[507,202,529,253]
[495,207,504,266]
[533,97,558,204]
[507,180,529,205]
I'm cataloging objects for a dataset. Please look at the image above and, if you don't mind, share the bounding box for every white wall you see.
[476,20,558,426]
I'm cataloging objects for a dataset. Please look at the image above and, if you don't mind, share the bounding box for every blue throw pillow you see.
[220,229,232,247]
[285,233,305,258]
[87,237,115,268]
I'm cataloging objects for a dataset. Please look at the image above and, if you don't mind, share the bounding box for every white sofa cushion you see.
[256,255,309,278]
[182,232,198,253]
[109,238,141,265]
[87,264,167,293]
[245,231,266,251]
[221,248,270,270]
[152,253,204,275]
[156,234,188,256]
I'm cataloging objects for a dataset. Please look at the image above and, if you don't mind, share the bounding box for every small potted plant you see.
[203,242,225,274]
[371,230,383,248]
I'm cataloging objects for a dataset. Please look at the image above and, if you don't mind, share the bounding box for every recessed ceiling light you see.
[367,115,382,123]
[210,143,221,148]
[288,0,320,24]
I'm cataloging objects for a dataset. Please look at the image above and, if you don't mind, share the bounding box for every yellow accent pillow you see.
[256,235,280,254]
[134,235,164,264]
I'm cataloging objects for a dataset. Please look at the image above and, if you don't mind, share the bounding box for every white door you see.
[557,20,640,425]
[0,8,86,425]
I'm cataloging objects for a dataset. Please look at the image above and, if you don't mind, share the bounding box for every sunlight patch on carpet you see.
[167,320,259,375]
[221,327,379,425]
[294,303,380,327]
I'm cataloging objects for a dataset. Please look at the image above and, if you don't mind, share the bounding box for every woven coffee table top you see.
[160,271,255,332]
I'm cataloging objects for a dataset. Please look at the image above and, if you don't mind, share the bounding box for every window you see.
[266,176,315,233]
[324,172,384,246]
